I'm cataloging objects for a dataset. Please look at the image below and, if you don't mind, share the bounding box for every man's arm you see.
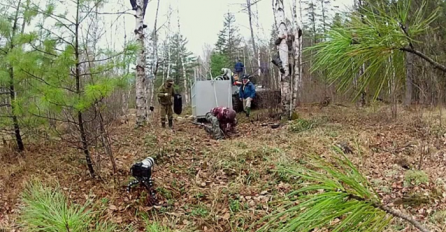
[157,86,166,97]
[249,84,256,98]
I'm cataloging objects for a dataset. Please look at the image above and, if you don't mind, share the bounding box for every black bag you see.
[174,94,182,115]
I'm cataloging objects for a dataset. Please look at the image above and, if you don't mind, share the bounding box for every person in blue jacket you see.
[234,59,244,77]
[239,75,256,117]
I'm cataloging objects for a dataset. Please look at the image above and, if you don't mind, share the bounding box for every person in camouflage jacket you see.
[203,106,237,140]
[157,79,175,128]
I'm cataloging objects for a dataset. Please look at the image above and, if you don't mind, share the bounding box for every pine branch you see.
[77,52,125,65]
[348,194,430,232]
[21,70,77,93]
[400,47,446,73]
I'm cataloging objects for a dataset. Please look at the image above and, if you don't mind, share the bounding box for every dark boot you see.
[161,122,166,128]
[168,119,173,128]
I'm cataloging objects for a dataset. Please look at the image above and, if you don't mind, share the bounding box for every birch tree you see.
[273,0,292,120]
[135,0,147,127]
[292,0,303,107]
[177,2,189,105]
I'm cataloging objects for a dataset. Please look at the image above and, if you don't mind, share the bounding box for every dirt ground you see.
[1,104,446,232]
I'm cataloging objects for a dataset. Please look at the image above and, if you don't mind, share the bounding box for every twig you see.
[348,194,430,232]
[378,204,430,232]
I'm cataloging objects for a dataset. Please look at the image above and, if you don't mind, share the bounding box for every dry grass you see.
[1,104,446,231]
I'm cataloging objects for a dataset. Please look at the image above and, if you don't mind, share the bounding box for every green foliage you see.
[404,170,429,187]
[19,179,116,232]
[307,0,439,100]
[167,33,197,87]
[288,118,318,133]
[257,148,392,232]
[145,223,172,232]
[210,52,230,78]
[214,12,242,62]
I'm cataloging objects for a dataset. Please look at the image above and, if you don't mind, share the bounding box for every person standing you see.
[130,0,148,29]
[234,59,244,77]
[220,68,233,80]
[157,79,175,128]
[239,75,256,117]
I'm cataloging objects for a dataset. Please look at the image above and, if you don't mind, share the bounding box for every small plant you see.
[404,170,429,187]
[229,199,241,213]
[190,203,209,217]
[19,179,116,232]
[288,118,317,133]
[430,210,446,224]
[146,222,172,232]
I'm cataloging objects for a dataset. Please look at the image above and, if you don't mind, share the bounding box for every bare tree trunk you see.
[247,0,259,77]
[390,55,397,119]
[145,32,153,123]
[255,4,261,77]
[274,0,291,120]
[135,0,147,127]
[166,5,172,80]
[8,0,25,152]
[97,104,117,184]
[404,52,414,107]
[149,0,161,108]
[75,0,95,177]
[292,0,302,107]
[177,3,189,105]
[122,31,130,119]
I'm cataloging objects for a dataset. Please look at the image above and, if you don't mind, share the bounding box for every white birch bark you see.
[292,0,302,107]
[135,0,147,127]
[274,0,291,120]
[177,3,189,105]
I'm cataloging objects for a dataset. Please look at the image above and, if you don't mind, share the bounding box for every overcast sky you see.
[94,0,354,57]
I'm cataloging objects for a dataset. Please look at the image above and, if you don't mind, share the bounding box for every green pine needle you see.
[256,147,392,232]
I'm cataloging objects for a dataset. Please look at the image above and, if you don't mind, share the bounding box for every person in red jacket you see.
[209,106,237,134]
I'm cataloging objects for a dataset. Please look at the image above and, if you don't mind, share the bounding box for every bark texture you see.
[274,0,291,120]
[135,0,147,127]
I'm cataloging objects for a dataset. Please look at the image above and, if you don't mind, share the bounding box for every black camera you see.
[127,157,155,193]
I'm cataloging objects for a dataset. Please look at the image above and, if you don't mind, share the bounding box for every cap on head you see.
[242,74,250,80]
[166,78,174,83]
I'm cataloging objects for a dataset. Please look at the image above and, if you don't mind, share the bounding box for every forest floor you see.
[1,104,446,232]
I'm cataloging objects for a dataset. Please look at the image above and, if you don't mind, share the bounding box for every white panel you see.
[191,80,233,117]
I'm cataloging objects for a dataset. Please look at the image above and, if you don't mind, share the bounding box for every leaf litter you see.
[0,105,446,231]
